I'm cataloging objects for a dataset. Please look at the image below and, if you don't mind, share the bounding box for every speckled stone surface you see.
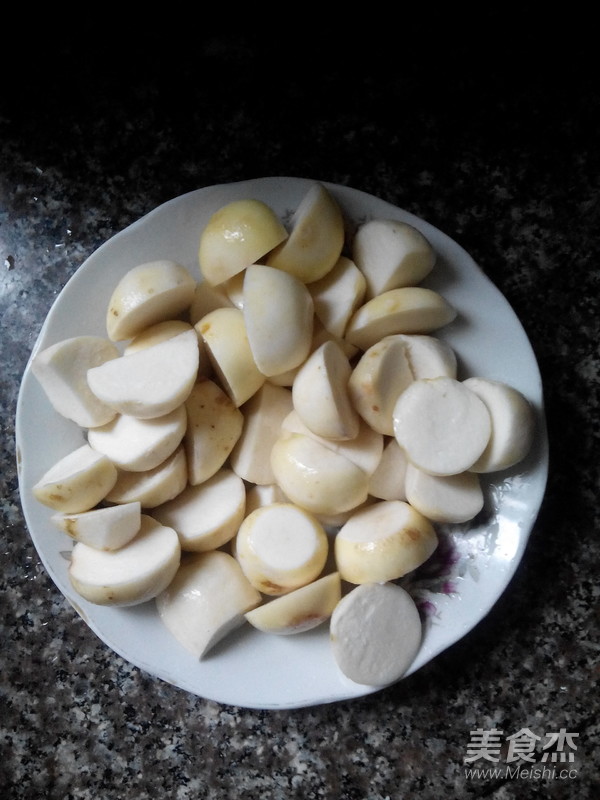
[1,16,598,800]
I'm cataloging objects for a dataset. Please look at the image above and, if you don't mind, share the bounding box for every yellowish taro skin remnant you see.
[334,500,438,584]
[32,444,118,513]
[270,433,370,517]
[245,572,342,635]
[199,199,288,286]
[196,307,266,407]
[106,260,196,342]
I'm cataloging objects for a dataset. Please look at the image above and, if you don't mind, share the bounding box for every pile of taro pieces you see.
[30,183,535,687]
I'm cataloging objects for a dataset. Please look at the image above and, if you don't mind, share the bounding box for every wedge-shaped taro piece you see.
[330,582,422,686]
[281,410,383,477]
[199,199,288,286]
[270,432,369,517]
[31,336,120,428]
[393,377,491,476]
[153,469,246,552]
[463,377,536,473]
[245,572,342,635]
[69,514,181,606]
[51,501,142,551]
[32,443,118,513]
[87,405,187,472]
[352,218,436,298]
[230,383,293,485]
[348,335,414,436]
[345,287,457,351]
[292,340,359,442]
[334,500,438,584]
[234,503,328,596]
[405,463,484,524]
[350,333,458,439]
[106,260,196,342]
[393,333,457,380]
[196,307,265,407]
[184,379,244,486]
[368,438,409,502]
[156,550,262,659]
[87,329,199,419]
[351,331,459,443]
[266,182,345,284]
[105,446,188,509]
[309,255,367,338]
[243,264,314,378]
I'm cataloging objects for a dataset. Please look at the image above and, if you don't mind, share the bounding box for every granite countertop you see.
[1,20,598,800]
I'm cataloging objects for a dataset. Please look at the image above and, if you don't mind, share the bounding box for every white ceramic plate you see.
[16,177,549,709]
